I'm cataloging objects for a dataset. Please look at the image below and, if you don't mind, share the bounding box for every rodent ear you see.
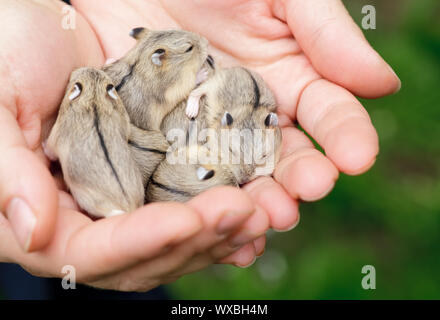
[152,49,165,66]
[106,84,118,100]
[129,27,149,40]
[264,112,278,127]
[221,112,233,126]
[68,83,82,101]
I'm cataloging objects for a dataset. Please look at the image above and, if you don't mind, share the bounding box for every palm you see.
[0,0,399,292]
[78,0,315,122]
[160,0,318,122]
[73,0,342,228]
[0,0,265,292]
[73,0,398,228]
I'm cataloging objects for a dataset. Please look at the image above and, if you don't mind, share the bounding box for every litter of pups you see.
[46,28,282,218]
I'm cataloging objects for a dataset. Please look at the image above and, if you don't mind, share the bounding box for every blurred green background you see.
[168,0,440,299]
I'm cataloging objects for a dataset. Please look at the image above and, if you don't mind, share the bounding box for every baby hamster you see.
[103,27,212,131]
[45,67,144,218]
[128,125,170,186]
[162,67,282,185]
[145,145,238,202]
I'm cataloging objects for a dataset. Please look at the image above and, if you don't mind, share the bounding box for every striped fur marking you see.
[93,104,127,197]
[129,140,166,155]
[150,179,192,197]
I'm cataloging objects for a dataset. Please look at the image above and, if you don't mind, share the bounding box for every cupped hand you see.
[0,0,267,292]
[71,0,400,231]
[1,186,262,291]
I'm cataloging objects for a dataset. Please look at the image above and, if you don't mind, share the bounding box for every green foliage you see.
[169,0,440,299]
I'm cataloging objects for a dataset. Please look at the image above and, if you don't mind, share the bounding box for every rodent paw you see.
[186,96,200,119]
[195,68,209,86]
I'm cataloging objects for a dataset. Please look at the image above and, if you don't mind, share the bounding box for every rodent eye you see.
[221,112,233,126]
[152,49,165,66]
[264,112,278,127]
[196,167,215,181]
[106,84,118,100]
[68,83,82,101]
[185,45,193,53]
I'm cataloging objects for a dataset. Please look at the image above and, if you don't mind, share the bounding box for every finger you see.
[253,234,266,257]
[71,0,150,59]
[0,106,58,252]
[282,0,400,97]
[273,126,339,200]
[93,243,257,292]
[182,235,266,277]
[219,243,257,268]
[148,187,255,274]
[168,203,269,277]
[297,79,379,175]
[226,205,269,249]
[93,187,256,291]
[58,202,203,282]
[220,235,266,268]
[243,176,299,231]
[205,205,269,262]
[187,186,255,236]
[58,191,79,211]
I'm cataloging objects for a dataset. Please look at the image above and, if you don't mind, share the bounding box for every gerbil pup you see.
[46,67,144,218]
[162,67,282,185]
[104,27,213,131]
[128,125,170,186]
[145,145,238,202]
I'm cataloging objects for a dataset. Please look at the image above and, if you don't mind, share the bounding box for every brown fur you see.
[128,125,170,185]
[145,145,238,202]
[162,67,282,186]
[46,67,144,217]
[103,28,210,131]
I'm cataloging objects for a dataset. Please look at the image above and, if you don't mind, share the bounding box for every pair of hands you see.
[0,0,399,292]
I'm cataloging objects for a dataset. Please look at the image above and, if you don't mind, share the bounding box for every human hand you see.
[71,0,400,232]
[1,186,264,291]
[0,0,266,292]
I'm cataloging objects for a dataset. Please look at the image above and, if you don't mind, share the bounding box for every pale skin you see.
[0,0,399,292]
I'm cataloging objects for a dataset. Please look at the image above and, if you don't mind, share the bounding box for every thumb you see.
[282,0,400,98]
[0,106,58,252]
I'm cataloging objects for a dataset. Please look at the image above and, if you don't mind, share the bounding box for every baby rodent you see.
[145,145,238,202]
[161,67,282,186]
[45,67,144,218]
[148,67,281,202]
[128,125,170,187]
[103,27,213,131]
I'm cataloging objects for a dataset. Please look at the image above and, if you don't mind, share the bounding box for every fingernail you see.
[229,230,261,248]
[235,256,257,269]
[388,65,401,94]
[273,213,301,233]
[303,182,335,202]
[256,248,265,257]
[6,198,37,252]
[216,211,251,235]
